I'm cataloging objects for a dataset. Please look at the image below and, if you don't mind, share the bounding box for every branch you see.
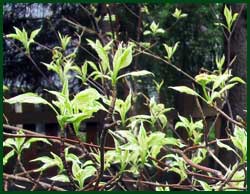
[3,124,115,150]
[168,147,223,178]
[192,83,208,145]
[3,173,66,191]
[59,129,76,189]
[212,104,244,128]
[94,86,117,190]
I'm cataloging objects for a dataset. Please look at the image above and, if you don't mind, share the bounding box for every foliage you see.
[3,129,51,162]
[6,27,41,54]
[172,8,188,20]
[215,5,238,32]
[175,115,203,144]
[3,4,246,191]
[143,21,165,36]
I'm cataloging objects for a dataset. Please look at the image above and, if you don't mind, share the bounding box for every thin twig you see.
[167,147,223,178]
[3,124,115,150]
[207,147,229,172]
[212,104,244,128]
[192,83,208,145]
[3,173,66,191]
[122,3,140,18]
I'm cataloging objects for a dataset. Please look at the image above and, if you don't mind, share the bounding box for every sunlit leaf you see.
[3,150,15,166]
[50,174,70,183]
[169,86,200,97]
[118,70,154,80]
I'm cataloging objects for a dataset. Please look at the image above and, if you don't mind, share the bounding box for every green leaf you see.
[79,166,96,188]
[195,73,217,87]
[180,13,188,18]
[4,93,58,115]
[90,71,111,81]
[198,180,212,191]
[80,62,88,83]
[150,21,158,32]
[71,88,105,118]
[212,73,230,91]
[51,152,64,173]
[42,61,62,78]
[191,148,207,164]
[72,88,101,107]
[165,137,183,146]
[232,13,238,22]
[231,126,247,162]
[30,28,41,42]
[23,138,52,151]
[155,184,170,191]
[147,132,165,146]
[156,28,165,34]
[118,70,154,80]
[86,61,98,71]
[72,162,81,178]
[176,115,189,127]
[4,93,49,105]
[65,148,81,164]
[6,33,19,40]
[3,150,15,166]
[46,90,65,103]
[87,39,109,73]
[15,130,26,155]
[223,5,238,32]
[50,174,70,183]
[7,27,28,49]
[169,167,187,182]
[72,162,96,189]
[229,77,246,84]
[113,43,133,81]
[216,55,225,71]
[130,114,151,120]
[138,123,147,144]
[146,21,165,35]
[28,138,51,145]
[224,6,232,31]
[58,32,71,50]
[67,113,93,135]
[230,164,245,188]
[175,121,186,130]
[163,42,179,60]
[214,22,228,29]
[217,83,237,95]
[3,85,9,92]
[169,86,200,97]
[82,165,96,180]
[6,27,41,54]
[143,30,151,36]
[30,156,57,172]
[3,138,16,148]
[216,139,234,152]
[115,92,132,126]
[172,8,187,19]
[31,156,54,164]
[153,80,164,93]
[216,140,239,157]
[112,130,136,145]
[159,114,168,128]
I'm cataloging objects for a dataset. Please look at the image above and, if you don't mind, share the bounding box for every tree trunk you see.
[229,4,247,120]
[218,3,247,170]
